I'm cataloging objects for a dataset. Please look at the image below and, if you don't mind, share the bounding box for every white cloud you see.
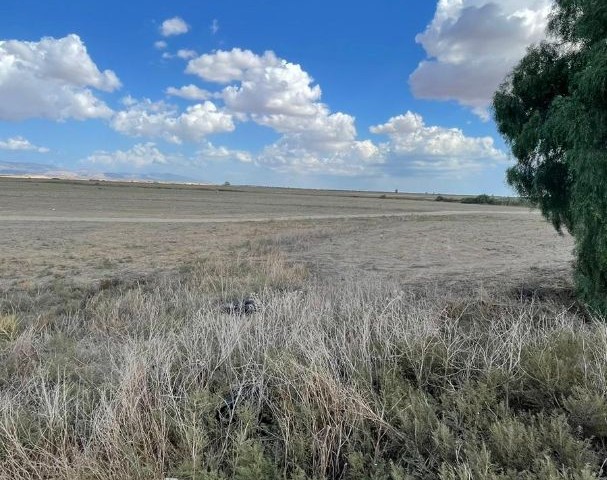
[154,40,167,50]
[0,34,120,121]
[160,17,189,37]
[211,19,220,35]
[120,95,138,107]
[166,84,212,101]
[220,62,323,121]
[0,136,49,153]
[85,142,178,167]
[258,137,381,176]
[409,0,552,119]
[177,49,197,59]
[370,111,507,174]
[186,48,278,83]
[86,141,254,170]
[253,110,382,176]
[209,18,219,35]
[110,98,235,143]
[183,48,506,177]
[186,48,380,174]
[196,142,253,163]
[160,50,196,61]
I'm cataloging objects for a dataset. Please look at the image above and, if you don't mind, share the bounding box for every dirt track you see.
[0,209,537,224]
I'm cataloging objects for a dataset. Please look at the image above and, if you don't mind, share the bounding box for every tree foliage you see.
[493,0,607,311]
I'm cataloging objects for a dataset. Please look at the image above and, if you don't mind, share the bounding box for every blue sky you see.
[0,0,552,194]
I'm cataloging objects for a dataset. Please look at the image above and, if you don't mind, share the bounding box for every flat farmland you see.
[0,177,572,291]
[0,177,520,219]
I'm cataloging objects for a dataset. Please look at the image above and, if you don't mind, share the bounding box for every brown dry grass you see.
[0,248,603,479]
[0,179,595,479]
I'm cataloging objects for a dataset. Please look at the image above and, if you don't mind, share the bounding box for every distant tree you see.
[493,0,607,311]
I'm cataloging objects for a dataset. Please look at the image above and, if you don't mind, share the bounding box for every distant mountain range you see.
[0,160,202,184]
[0,160,52,176]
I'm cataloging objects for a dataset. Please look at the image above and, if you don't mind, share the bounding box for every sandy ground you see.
[286,214,573,292]
[0,178,574,293]
[0,209,535,223]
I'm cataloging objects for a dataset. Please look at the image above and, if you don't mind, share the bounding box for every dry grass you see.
[0,179,593,479]
[0,244,604,479]
[0,314,18,341]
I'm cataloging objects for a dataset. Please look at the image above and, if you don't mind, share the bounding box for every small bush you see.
[0,313,19,341]
[514,333,588,410]
[434,195,459,203]
[564,387,607,439]
[460,194,499,205]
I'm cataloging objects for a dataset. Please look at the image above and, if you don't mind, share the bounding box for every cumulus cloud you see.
[220,62,323,121]
[110,98,234,143]
[180,47,507,176]
[0,34,120,121]
[154,40,167,50]
[196,142,253,163]
[186,48,278,84]
[258,137,381,176]
[186,49,323,124]
[186,48,380,174]
[253,111,382,175]
[166,84,212,101]
[109,43,506,178]
[85,142,179,167]
[0,136,49,153]
[177,49,197,60]
[160,17,189,37]
[410,0,552,119]
[370,111,507,174]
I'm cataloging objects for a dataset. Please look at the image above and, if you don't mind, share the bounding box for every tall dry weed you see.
[0,251,603,479]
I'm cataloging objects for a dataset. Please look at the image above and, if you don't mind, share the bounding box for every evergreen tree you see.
[493,0,607,311]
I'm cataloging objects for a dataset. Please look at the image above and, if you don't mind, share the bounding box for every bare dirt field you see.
[0,177,573,293]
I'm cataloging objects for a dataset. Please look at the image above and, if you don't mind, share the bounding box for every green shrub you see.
[461,194,497,205]
[564,387,607,440]
[233,439,277,480]
[514,333,588,410]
